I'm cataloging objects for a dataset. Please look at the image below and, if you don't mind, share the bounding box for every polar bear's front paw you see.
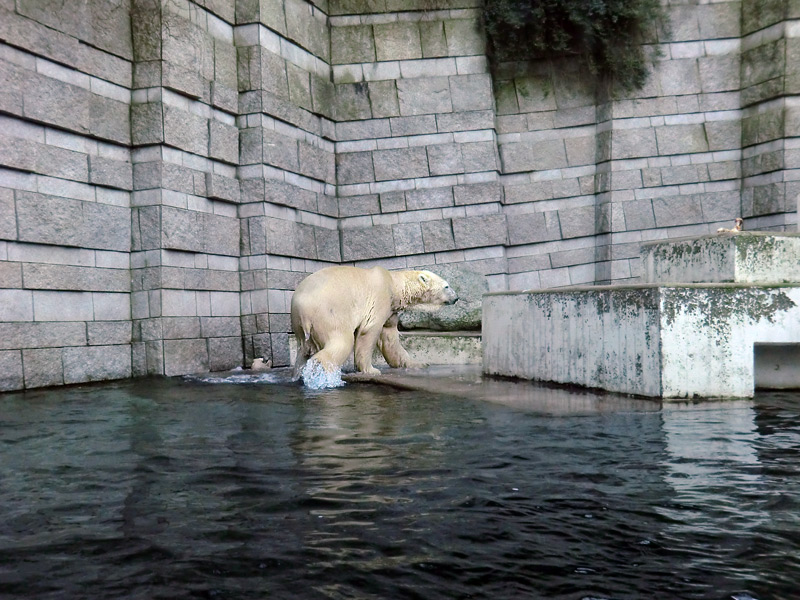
[360,366,381,376]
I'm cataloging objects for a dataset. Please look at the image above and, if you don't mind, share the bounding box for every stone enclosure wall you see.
[0,0,798,391]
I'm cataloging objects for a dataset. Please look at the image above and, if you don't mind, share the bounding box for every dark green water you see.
[1,373,799,600]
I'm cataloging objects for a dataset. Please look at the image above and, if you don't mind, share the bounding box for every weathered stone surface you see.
[16,192,129,252]
[373,147,429,181]
[405,187,453,210]
[392,222,424,255]
[0,322,86,349]
[341,225,394,261]
[63,344,131,384]
[209,120,239,164]
[0,350,23,391]
[0,187,16,240]
[452,214,507,248]
[368,80,400,118]
[507,211,562,245]
[164,338,209,376]
[374,22,422,62]
[22,264,129,292]
[23,347,63,388]
[208,336,243,371]
[426,143,464,176]
[331,25,376,64]
[400,265,488,331]
[336,151,375,184]
[89,155,133,190]
[421,219,455,252]
[450,74,493,112]
[205,172,241,203]
[397,77,452,116]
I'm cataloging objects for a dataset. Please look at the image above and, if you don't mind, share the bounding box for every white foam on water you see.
[301,358,345,390]
[185,372,279,384]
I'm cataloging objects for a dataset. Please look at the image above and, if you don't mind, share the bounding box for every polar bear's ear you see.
[418,272,429,284]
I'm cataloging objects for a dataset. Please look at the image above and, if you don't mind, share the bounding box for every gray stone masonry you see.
[0,0,799,390]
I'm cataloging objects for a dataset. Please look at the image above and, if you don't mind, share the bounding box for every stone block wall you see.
[1,0,133,391]
[1,0,799,390]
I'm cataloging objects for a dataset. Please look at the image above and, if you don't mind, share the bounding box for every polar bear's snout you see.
[442,282,458,305]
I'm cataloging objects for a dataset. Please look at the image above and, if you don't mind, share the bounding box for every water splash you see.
[301,358,345,390]
[185,372,279,384]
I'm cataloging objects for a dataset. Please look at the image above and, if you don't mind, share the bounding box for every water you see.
[2,373,800,600]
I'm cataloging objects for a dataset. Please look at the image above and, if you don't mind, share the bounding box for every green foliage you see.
[483,0,665,94]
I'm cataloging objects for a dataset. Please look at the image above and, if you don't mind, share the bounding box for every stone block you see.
[420,21,447,58]
[385,119,432,140]
[503,181,553,204]
[0,350,23,391]
[621,199,656,230]
[337,151,375,185]
[31,290,92,321]
[368,80,400,118]
[0,187,16,240]
[444,19,485,56]
[164,105,208,157]
[420,219,455,252]
[558,205,596,239]
[339,194,380,217]
[0,57,25,116]
[452,214,507,248]
[657,59,701,96]
[22,264,129,292]
[652,196,704,227]
[201,316,241,338]
[611,128,658,160]
[162,206,203,253]
[507,211,562,245]
[405,187,453,211]
[0,322,86,349]
[331,25,375,64]
[374,22,422,62]
[61,344,130,384]
[311,74,335,118]
[565,136,596,167]
[336,83,372,121]
[514,74,557,113]
[87,321,132,345]
[372,147,429,181]
[341,224,395,261]
[209,120,239,164]
[454,182,503,205]
[265,179,318,212]
[202,212,240,257]
[656,124,709,156]
[131,101,164,145]
[164,338,209,376]
[699,190,739,221]
[271,332,289,367]
[93,292,130,320]
[265,217,296,256]
[23,347,63,388]
[500,139,567,173]
[0,261,22,288]
[287,62,313,111]
[90,95,130,145]
[397,77,452,117]
[705,120,741,152]
[24,72,92,137]
[450,74,493,112]
[426,143,463,176]
[89,155,133,191]
[300,141,335,184]
[208,336,243,371]
[380,191,406,212]
[206,172,241,203]
[462,141,498,172]
[699,55,740,94]
[392,222,424,255]
[315,227,342,263]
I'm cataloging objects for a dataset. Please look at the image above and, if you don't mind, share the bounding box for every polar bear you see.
[291,266,458,378]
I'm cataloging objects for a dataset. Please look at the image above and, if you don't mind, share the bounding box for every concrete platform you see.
[482,233,800,399]
[289,330,481,369]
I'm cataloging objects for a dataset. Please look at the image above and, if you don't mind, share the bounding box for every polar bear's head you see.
[416,270,458,306]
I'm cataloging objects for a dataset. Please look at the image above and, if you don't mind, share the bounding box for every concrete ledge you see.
[642,233,800,285]
[483,285,800,398]
[289,330,481,369]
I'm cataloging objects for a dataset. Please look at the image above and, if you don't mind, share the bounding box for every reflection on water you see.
[1,377,800,600]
